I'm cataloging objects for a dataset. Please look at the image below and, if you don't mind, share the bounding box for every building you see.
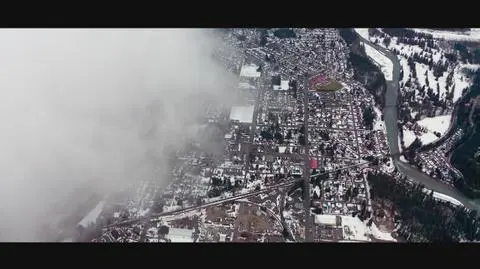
[314,214,342,227]
[229,105,254,124]
[310,159,318,169]
[273,80,290,91]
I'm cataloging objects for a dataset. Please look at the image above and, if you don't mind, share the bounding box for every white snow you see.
[372,106,385,131]
[370,222,397,241]
[461,64,480,71]
[402,128,416,148]
[423,188,464,207]
[240,64,261,78]
[453,65,472,102]
[399,56,410,84]
[77,200,105,228]
[410,28,480,42]
[229,105,254,123]
[340,215,396,242]
[341,216,370,241]
[362,42,393,81]
[354,28,369,40]
[313,185,321,199]
[416,115,451,145]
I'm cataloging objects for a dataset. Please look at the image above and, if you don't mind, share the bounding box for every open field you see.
[313,79,343,91]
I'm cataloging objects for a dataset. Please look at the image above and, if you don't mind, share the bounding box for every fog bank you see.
[0,29,237,241]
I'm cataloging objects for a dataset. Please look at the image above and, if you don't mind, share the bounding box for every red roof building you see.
[310,159,318,169]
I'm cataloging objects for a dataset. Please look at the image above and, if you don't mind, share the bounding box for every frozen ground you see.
[402,127,417,148]
[416,115,452,145]
[362,42,393,81]
[240,64,261,78]
[410,28,480,42]
[340,215,396,242]
[402,115,451,147]
[372,106,386,132]
[354,28,369,40]
[453,65,474,102]
[423,188,464,207]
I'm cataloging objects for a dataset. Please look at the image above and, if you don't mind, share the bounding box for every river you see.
[357,34,480,212]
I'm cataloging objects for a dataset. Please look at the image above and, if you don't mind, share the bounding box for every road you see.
[356,32,480,212]
[104,160,373,230]
[105,179,300,228]
[302,79,313,241]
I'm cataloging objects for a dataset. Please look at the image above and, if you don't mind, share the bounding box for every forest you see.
[339,28,387,109]
[367,171,480,242]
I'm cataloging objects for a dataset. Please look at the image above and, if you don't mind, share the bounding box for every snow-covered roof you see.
[229,105,254,123]
[314,214,337,226]
[77,200,105,228]
[273,80,290,91]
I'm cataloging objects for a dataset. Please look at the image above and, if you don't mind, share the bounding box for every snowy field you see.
[362,42,393,81]
[416,115,452,145]
[341,215,396,242]
[229,105,254,123]
[240,64,261,78]
[402,115,452,147]
[422,188,464,207]
[78,200,105,228]
[354,28,369,40]
[375,34,472,104]
[402,127,417,148]
[410,28,480,42]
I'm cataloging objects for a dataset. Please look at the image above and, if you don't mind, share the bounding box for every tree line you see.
[367,171,480,242]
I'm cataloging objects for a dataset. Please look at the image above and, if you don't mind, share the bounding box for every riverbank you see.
[356,31,480,212]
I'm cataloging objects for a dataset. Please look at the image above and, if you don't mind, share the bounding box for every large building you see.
[229,105,254,124]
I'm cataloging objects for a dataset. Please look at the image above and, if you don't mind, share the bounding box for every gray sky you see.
[0,29,237,241]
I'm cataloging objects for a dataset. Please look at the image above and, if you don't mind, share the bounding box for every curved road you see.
[357,34,480,212]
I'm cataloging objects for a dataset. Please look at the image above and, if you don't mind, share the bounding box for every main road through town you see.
[357,33,480,212]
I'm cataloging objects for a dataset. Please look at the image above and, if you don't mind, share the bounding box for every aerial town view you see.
[2,28,480,243]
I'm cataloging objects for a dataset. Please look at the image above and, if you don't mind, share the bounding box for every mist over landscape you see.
[0,29,237,241]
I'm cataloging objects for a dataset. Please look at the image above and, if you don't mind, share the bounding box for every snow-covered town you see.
[60,28,480,243]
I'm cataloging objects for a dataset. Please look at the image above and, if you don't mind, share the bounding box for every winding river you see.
[357,34,480,212]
